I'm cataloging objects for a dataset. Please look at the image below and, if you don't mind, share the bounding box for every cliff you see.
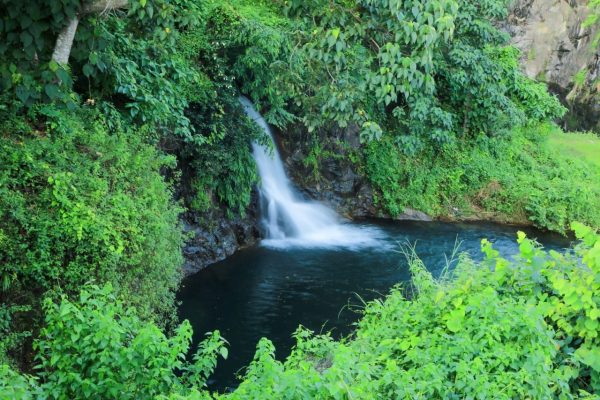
[506,0,599,131]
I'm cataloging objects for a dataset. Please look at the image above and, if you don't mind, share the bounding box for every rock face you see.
[506,0,599,131]
[179,124,431,276]
[278,124,373,218]
[277,124,432,223]
[181,194,261,276]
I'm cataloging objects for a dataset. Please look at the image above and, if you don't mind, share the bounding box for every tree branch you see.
[51,0,130,66]
[82,0,129,16]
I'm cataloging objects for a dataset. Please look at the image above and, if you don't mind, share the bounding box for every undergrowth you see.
[363,123,600,233]
[3,224,600,399]
[0,103,184,364]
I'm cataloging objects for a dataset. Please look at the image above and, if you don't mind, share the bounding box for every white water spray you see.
[240,97,383,249]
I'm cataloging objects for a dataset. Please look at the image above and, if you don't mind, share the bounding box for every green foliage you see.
[178,87,267,217]
[281,0,460,140]
[543,223,600,380]
[0,365,38,400]
[207,0,564,150]
[35,284,226,399]
[0,0,202,136]
[201,0,297,127]
[0,104,184,330]
[0,304,30,367]
[574,69,589,87]
[4,226,600,398]
[583,0,600,48]
[0,0,80,106]
[0,284,226,399]
[362,123,600,233]
[173,7,274,216]
[87,16,199,140]
[1,0,598,396]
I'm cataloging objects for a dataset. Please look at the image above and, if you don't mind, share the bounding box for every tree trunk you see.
[51,0,129,66]
[51,16,80,66]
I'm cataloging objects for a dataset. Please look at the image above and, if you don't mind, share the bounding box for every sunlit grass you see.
[547,130,600,169]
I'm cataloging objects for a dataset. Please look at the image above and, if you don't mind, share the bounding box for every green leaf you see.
[20,31,33,47]
[446,307,466,333]
[219,347,228,360]
[15,85,30,103]
[44,84,60,100]
[56,68,70,84]
[49,60,59,72]
[82,64,94,78]
[575,346,600,372]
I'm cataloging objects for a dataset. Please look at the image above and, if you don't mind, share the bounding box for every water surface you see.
[178,220,569,391]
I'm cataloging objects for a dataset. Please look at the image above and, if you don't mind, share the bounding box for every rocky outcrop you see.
[506,0,599,131]
[181,195,261,276]
[277,124,432,222]
[278,124,372,218]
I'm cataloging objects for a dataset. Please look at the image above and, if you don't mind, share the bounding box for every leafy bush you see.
[0,365,38,400]
[88,16,200,140]
[206,0,564,149]
[0,304,31,367]
[5,225,599,398]
[173,8,274,216]
[182,96,266,216]
[197,0,297,127]
[0,104,184,332]
[0,284,227,400]
[362,123,600,233]
[0,0,201,134]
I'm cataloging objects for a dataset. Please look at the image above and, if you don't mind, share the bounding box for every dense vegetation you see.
[0,104,184,365]
[361,122,600,232]
[2,225,600,398]
[196,0,599,231]
[1,0,599,398]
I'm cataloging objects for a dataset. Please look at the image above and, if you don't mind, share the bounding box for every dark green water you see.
[178,220,569,391]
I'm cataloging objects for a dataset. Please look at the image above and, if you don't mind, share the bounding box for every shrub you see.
[181,95,267,217]
[0,104,184,330]
[362,123,600,233]
[3,225,600,398]
[0,284,226,400]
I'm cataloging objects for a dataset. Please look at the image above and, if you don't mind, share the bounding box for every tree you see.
[0,0,200,108]
[219,0,564,150]
[52,0,129,66]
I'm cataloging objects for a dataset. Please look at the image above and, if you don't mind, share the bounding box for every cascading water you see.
[240,96,383,248]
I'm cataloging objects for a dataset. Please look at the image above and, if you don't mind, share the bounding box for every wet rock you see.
[181,191,261,276]
[278,124,433,222]
[394,208,433,222]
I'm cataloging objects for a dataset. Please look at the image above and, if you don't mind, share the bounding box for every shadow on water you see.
[177,219,570,392]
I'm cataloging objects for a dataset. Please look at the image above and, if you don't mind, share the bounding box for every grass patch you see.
[547,130,600,169]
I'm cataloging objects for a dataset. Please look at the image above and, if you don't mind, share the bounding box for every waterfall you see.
[240,96,383,248]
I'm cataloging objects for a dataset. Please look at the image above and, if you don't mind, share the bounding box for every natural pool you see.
[178,220,570,391]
